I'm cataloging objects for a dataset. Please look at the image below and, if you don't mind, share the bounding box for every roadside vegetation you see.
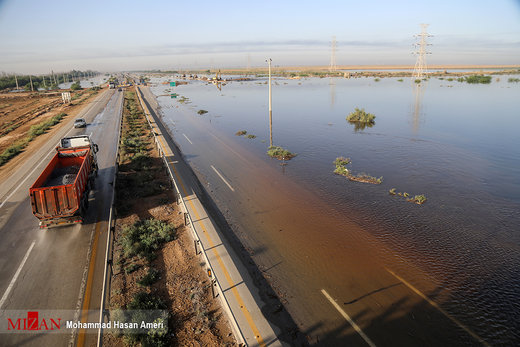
[267,146,296,160]
[197,109,208,115]
[334,157,382,184]
[0,112,66,167]
[508,77,520,83]
[389,188,427,205]
[108,88,235,347]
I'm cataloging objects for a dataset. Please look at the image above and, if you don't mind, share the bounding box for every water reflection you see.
[347,120,374,132]
[411,83,425,133]
[329,78,336,108]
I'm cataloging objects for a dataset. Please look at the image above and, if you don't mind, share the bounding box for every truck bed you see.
[30,146,92,221]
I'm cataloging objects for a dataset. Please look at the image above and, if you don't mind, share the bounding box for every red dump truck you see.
[30,135,99,228]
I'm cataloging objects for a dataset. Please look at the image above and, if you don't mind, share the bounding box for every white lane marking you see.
[321,289,376,347]
[0,241,36,309]
[182,133,193,145]
[385,268,490,346]
[0,145,58,209]
[210,165,235,192]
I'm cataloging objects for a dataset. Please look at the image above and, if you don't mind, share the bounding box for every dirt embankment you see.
[0,88,102,180]
[104,89,235,346]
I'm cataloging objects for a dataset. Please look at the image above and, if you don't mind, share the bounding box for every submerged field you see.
[149,74,520,345]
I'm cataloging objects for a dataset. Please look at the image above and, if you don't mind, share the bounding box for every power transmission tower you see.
[329,36,337,73]
[412,24,432,80]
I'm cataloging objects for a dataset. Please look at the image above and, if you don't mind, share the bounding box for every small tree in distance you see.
[70,81,82,90]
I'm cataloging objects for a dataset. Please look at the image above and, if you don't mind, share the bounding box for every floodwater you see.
[150,75,520,345]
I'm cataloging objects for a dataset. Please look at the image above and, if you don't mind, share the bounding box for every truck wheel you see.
[80,200,86,216]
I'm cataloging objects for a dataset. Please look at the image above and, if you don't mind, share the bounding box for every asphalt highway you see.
[0,89,122,347]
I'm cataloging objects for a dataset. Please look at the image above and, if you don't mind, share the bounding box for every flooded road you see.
[148,75,520,345]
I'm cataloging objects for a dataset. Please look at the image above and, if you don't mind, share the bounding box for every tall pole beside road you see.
[267,58,273,147]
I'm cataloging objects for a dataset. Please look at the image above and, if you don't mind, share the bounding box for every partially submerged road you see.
[0,89,123,347]
[136,86,283,347]
[140,85,490,346]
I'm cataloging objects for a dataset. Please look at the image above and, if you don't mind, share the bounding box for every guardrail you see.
[135,87,246,346]
[96,93,123,347]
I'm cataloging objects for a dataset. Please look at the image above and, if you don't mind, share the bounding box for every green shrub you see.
[508,77,520,83]
[130,152,153,170]
[123,292,169,346]
[346,108,376,125]
[235,130,247,136]
[197,109,208,115]
[414,194,427,204]
[245,134,256,139]
[70,81,82,90]
[28,113,65,138]
[0,144,24,166]
[120,219,176,261]
[138,268,160,286]
[129,291,166,310]
[0,113,65,167]
[267,146,295,160]
[125,263,141,274]
[465,75,491,84]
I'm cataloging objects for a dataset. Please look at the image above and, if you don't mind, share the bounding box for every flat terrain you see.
[221,64,520,72]
[0,88,102,180]
[0,88,121,347]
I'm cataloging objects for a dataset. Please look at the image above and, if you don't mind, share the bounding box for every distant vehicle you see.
[108,82,115,89]
[74,118,86,128]
[117,87,122,91]
[29,135,99,228]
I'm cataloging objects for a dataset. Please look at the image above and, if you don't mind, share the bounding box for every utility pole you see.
[267,58,273,147]
[14,74,19,89]
[42,75,46,88]
[329,36,337,73]
[412,24,433,80]
[29,75,34,91]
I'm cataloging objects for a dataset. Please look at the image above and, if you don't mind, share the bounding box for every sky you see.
[0,0,519,74]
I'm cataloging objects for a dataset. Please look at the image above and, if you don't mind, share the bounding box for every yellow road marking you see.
[385,268,490,347]
[171,163,266,347]
[139,88,266,346]
[77,221,102,347]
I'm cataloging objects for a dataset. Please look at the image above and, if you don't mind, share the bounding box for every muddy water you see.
[150,76,520,345]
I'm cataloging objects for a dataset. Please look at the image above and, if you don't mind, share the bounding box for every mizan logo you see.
[7,311,61,331]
